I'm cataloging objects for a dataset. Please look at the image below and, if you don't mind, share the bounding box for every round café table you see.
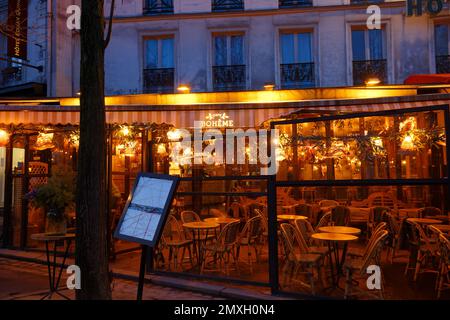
[204,217,240,225]
[311,232,358,289]
[183,222,219,267]
[277,215,308,222]
[30,233,75,300]
[318,226,361,236]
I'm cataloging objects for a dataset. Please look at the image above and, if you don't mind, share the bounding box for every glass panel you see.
[230,35,244,65]
[161,38,174,68]
[214,36,228,66]
[352,30,366,61]
[281,33,295,64]
[297,32,312,63]
[369,29,384,60]
[276,110,448,181]
[435,24,449,56]
[0,147,5,206]
[145,39,159,68]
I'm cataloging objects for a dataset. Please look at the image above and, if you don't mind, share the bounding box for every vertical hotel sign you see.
[7,0,28,60]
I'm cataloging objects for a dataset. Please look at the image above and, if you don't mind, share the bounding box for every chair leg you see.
[188,246,194,269]
[413,251,422,282]
[344,268,352,299]
[309,265,315,296]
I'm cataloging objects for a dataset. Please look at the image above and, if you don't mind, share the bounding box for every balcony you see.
[352,59,387,85]
[143,68,174,93]
[143,0,174,15]
[212,0,244,12]
[279,0,313,8]
[1,67,22,86]
[280,63,315,89]
[436,55,450,74]
[350,0,384,4]
[212,65,246,92]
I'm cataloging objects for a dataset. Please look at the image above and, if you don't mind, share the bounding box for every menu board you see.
[114,173,179,247]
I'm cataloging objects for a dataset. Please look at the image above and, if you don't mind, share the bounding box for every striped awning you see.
[1,98,449,128]
[283,99,450,116]
[0,106,300,128]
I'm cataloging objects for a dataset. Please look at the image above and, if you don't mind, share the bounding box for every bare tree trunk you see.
[76,0,112,300]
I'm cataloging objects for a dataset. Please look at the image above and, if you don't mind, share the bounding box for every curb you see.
[0,251,284,300]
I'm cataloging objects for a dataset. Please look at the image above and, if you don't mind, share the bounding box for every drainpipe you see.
[46,0,53,97]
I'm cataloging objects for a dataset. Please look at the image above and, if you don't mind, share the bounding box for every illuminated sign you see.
[406,0,444,16]
[199,113,234,128]
[6,0,28,60]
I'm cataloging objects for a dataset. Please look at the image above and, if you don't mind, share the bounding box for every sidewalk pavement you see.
[0,249,281,300]
[0,257,224,300]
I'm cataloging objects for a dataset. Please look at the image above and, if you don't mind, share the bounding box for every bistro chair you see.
[255,209,269,249]
[161,215,194,271]
[367,207,389,238]
[181,210,215,242]
[294,219,330,259]
[418,207,442,218]
[367,192,397,211]
[236,215,263,274]
[347,223,387,259]
[201,221,241,276]
[344,230,388,300]
[318,200,339,208]
[315,212,332,230]
[279,223,324,295]
[228,201,247,220]
[436,234,450,299]
[331,206,351,226]
[405,220,439,281]
[385,212,401,263]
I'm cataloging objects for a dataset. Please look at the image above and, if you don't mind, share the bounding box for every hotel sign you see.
[199,113,234,128]
[7,0,28,60]
[406,0,444,16]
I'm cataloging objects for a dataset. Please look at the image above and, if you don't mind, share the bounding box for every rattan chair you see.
[331,206,351,226]
[367,207,389,237]
[279,223,324,295]
[344,230,388,299]
[161,215,194,271]
[294,219,329,258]
[236,215,263,274]
[437,234,450,299]
[405,220,439,281]
[201,221,241,275]
[418,207,442,218]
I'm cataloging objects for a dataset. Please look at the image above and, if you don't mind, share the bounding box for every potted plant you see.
[26,165,76,235]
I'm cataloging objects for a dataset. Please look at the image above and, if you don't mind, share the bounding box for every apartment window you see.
[351,27,387,85]
[435,24,450,74]
[143,37,174,93]
[280,31,315,88]
[279,0,312,8]
[144,0,174,15]
[212,0,244,12]
[212,34,246,91]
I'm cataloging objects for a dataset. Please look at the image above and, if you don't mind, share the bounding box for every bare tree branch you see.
[104,0,115,49]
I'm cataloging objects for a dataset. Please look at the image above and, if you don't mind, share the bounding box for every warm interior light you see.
[177,84,191,93]
[365,78,381,86]
[76,91,81,96]
[0,129,10,146]
[264,83,275,91]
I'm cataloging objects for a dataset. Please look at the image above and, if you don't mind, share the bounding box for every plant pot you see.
[45,215,67,235]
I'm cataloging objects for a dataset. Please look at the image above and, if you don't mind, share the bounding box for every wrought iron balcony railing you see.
[280,63,315,88]
[143,68,174,93]
[352,59,387,85]
[279,0,313,8]
[212,0,244,12]
[436,55,450,74]
[1,67,22,86]
[143,0,174,15]
[212,65,246,92]
[350,0,384,4]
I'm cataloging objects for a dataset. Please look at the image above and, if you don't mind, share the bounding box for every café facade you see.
[0,84,449,298]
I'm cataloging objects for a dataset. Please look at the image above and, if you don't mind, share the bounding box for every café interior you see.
[0,87,449,299]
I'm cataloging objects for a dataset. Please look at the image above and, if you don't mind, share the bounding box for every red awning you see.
[404,74,450,85]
